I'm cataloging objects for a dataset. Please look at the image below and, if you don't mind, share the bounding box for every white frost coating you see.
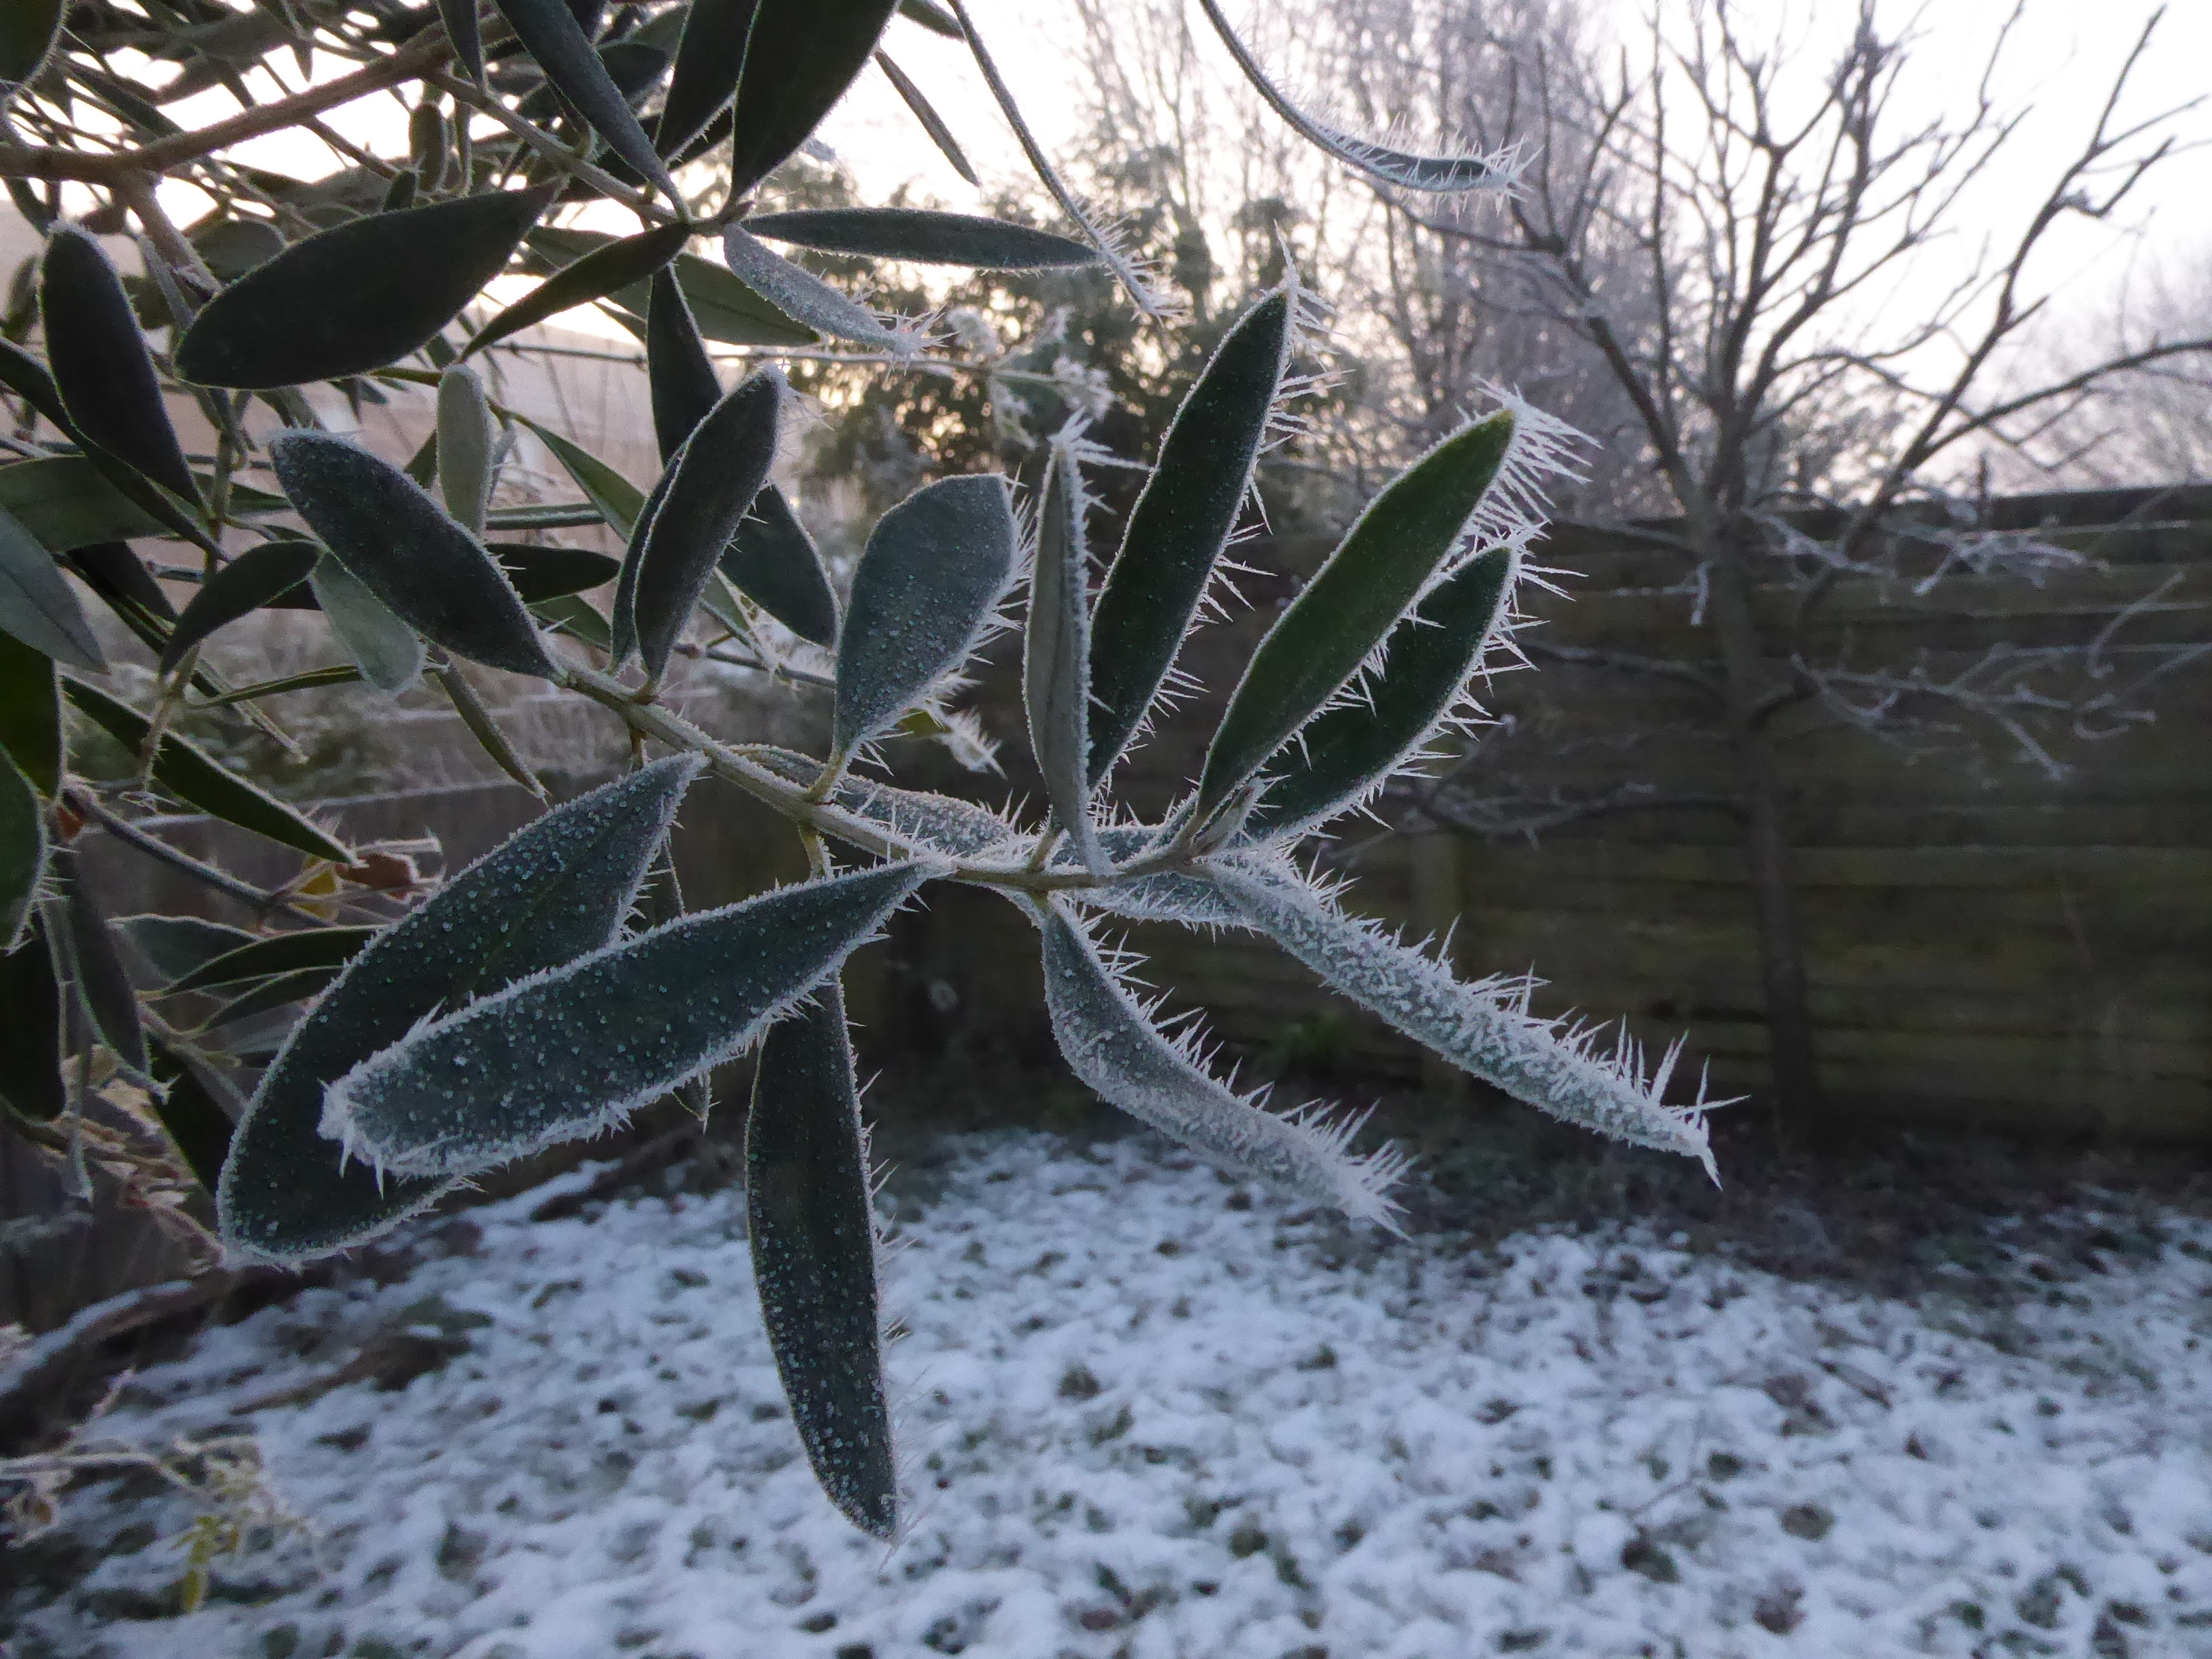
[1037,898,1406,1229]
[1210,855,1720,1177]
[320,863,936,1179]
[1024,427,1108,874]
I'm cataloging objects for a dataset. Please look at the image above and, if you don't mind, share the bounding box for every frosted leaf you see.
[1024,431,1106,873]
[1211,855,1718,1174]
[324,862,930,1178]
[1036,898,1404,1227]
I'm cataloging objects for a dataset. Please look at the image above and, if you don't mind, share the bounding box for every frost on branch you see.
[1035,898,1405,1228]
[1209,855,1719,1176]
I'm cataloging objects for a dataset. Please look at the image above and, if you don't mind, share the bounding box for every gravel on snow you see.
[9,1131,2212,1658]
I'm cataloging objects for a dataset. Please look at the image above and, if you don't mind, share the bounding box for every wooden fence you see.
[7,483,2206,1329]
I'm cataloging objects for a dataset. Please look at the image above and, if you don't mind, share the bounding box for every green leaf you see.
[1196,409,1517,825]
[659,0,761,161]
[0,911,64,1122]
[647,267,722,463]
[59,849,147,1073]
[0,340,69,436]
[0,0,64,89]
[0,456,166,554]
[194,664,362,707]
[531,593,613,654]
[1024,440,1103,872]
[1036,897,1401,1223]
[629,368,784,680]
[492,0,680,197]
[145,1036,237,1194]
[176,189,554,389]
[436,365,497,536]
[217,754,704,1260]
[270,432,558,680]
[491,543,620,604]
[0,629,61,795]
[745,208,1099,269]
[465,220,692,359]
[1246,546,1516,838]
[1194,0,1507,192]
[608,463,671,662]
[437,0,484,84]
[199,963,342,1030]
[722,484,837,647]
[723,0,900,197]
[874,50,977,186]
[747,978,899,1537]
[40,226,200,507]
[62,678,355,863]
[1,748,42,949]
[529,226,816,347]
[896,0,959,35]
[164,925,378,995]
[325,858,927,1178]
[114,913,257,984]
[310,554,425,693]
[1089,288,1290,786]
[721,225,902,349]
[514,416,646,534]
[158,540,320,676]
[0,500,104,672]
[833,474,1016,758]
[1209,855,1718,1172]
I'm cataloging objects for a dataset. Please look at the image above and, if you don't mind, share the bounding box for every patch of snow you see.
[9,1132,2212,1658]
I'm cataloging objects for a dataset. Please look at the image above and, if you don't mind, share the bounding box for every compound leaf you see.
[40,226,200,508]
[721,484,836,647]
[159,539,320,675]
[217,754,704,1259]
[492,0,679,198]
[748,979,898,1538]
[723,0,900,199]
[1246,545,1515,838]
[1037,898,1400,1224]
[0,501,104,672]
[62,678,355,863]
[833,474,1015,757]
[1089,288,1289,786]
[630,368,783,680]
[745,208,1097,269]
[176,189,553,388]
[324,859,927,1178]
[270,431,557,680]
[1196,409,1516,825]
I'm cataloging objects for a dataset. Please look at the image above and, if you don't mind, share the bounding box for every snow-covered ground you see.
[9,1131,2212,1658]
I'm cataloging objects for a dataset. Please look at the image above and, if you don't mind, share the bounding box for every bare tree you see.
[1331,0,2212,1121]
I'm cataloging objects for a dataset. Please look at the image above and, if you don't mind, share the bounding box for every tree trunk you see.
[1703,534,1825,1129]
